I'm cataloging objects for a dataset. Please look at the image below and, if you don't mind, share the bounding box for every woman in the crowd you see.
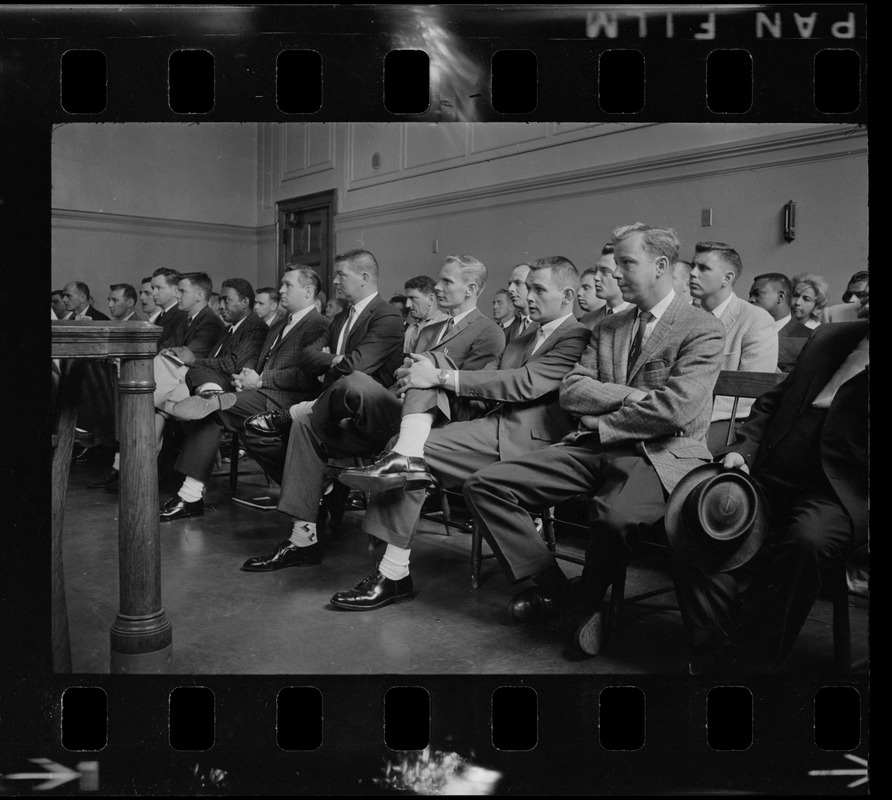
[790,272,830,330]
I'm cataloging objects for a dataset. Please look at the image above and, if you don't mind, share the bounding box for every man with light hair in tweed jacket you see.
[463,222,727,657]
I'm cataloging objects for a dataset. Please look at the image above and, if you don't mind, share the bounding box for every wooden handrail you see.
[52,320,172,673]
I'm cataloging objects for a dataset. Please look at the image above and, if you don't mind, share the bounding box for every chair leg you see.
[829,559,851,676]
[471,521,482,590]
[229,431,240,495]
[607,570,627,642]
[541,507,556,552]
[438,488,452,536]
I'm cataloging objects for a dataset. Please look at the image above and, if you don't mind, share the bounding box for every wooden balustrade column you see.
[109,350,172,672]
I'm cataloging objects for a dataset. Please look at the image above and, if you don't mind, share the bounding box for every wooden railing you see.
[52,320,172,673]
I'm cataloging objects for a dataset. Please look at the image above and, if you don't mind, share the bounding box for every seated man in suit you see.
[51,289,67,321]
[139,277,159,323]
[162,277,269,407]
[461,224,726,656]
[150,268,186,342]
[240,253,504,571]
[748,272,811,373]
[403,275,448,353]
[106,283,140,322]
[61,281,110,321]
[823,271,869,323]
[254,287,281,326]
[158,267,331,520]
[491,288,516,335]
[581,243,632,330]
[691,294,868,674]
[504,263,534,342]
[329,256,590,609]
[688,242,777,446]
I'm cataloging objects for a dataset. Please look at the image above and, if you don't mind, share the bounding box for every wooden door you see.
[277,190,336,298]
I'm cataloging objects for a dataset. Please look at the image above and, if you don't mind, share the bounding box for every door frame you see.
[276,189,337,292]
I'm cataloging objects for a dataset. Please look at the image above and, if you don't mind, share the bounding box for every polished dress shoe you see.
[244,409,293,438]
[507,587,565,623]
[241,540,320,571]
[159,494,204,521]
[337,451,432,492]
[88,468,119,488]
[170,392,237,421]
[330,570,414,611]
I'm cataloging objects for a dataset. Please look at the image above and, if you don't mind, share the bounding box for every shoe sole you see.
[574,610,602,656]
[172,393,238,421]
[338,472,431,492]
[159,509,205,522]
[240,559,320,572]
[329,593,414,611]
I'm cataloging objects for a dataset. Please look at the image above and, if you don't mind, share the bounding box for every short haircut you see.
[753,272,793,296]
[612,223,680,265]
[531,255,581,293]
[256,287,280,302]
[389,293,407,305]
[600,242,615,256]
[335,248,379,278]
[51,289,63,298]
[404,275,437,295]
[141,276,153,286]
[493,288,511,299]
[152,267,181,287]
[444,254,488,293]
[284,266,322,298]
[68,281,90,299]
[221,277,255,308]
[843,270,869,302]
[179,272,213,300]
[581,267,600,279]
[791,272,831,313]
[109,283,137,304]
[695,241,744,282]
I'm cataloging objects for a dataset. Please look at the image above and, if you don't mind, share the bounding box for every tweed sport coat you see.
[559,291,726,495]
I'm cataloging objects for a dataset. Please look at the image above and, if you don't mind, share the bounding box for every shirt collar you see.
[148,308,163,323]
[774,313,792,332]
[162,300,178,313]
[348,291,378,318]
[537,313,574,340]
[642,289,676,323]
[710,292,735,320]
[121,311,135,322]
[447,307,475,326]
[75,306,90,319]
[608,301,631,314]
[229,315,247,332]
[284,304,314,327]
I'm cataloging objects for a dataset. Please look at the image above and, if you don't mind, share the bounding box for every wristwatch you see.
[437,369,450,386]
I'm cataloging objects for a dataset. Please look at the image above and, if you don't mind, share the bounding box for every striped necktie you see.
[626,311,653,374]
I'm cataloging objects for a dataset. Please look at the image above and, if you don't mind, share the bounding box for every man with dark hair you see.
[504,263,534,342]
[330,255,590,608]
[61,281,110,320]
[689,242,777,429]
[107,283,139,321]
[580,243,631,330]
[460,224,726,656]
[161,277,269,403]
[140,277,160,323]
[492,288,516,333]
[823,270,869,323]
[208,291,222,318]
[749,272,811,373]
[255,287,280,326]
[51,289,67,320]
[150,267,186,343]
[232,248,406,565]
[403,274,447,352]
[157,272,224,356]
[389,293,410,321]
[159,267,331,521]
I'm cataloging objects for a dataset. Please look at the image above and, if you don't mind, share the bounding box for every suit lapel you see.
[613,307,636,383]
[434,308,482,350]
[719,293,740,332]
[345,296,380,350]
[521,316,573,365]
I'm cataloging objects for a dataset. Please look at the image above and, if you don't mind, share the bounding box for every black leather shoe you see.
[159,494,204,521]
[507,587,564,623]
[170,392,237,421]
[88,468,119,488]
[241,541,320,572]
[337,451,433,492]
[244,409,293,438]
[330,570,414,611]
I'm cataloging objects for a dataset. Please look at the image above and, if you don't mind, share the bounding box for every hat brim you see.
[664,463,768,572]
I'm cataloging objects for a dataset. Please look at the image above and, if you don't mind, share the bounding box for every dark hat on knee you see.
[665,463,768,572]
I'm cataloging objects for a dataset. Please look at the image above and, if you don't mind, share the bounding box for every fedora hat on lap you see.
[665,463,768,572]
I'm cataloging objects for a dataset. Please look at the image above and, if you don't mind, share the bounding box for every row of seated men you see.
[63,225,867,675]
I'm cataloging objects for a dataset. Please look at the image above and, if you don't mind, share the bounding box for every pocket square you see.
[644,359,668,371]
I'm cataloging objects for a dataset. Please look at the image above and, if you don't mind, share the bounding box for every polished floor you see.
[62,455,868,676]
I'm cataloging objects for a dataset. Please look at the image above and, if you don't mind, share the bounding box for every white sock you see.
[392,413,434,458]
[177,476,204,503]
[379,544,411,581]
[112,453,120,471]
[289,520,318,547]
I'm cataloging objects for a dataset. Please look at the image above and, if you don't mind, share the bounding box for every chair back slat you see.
[713,370,787,448]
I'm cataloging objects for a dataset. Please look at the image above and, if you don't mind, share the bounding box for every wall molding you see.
[336,126,866,228]
[52,208,259,243]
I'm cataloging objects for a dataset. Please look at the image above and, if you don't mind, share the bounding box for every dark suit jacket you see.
[452,316,591,461]
[777,316,813,374]
[404,307,506,418]
[723,321,868,541]
[503,314,534,344]
[159,304,226,358]
[301,294,404,390]
[191,312,268,376]
[559,292,726,494]
[154,304,187,348]
[65,305,110,321]
[254,309,331,410]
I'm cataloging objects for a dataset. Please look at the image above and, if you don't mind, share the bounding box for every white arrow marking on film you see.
[809,754,868,788]
[2,758,80,790]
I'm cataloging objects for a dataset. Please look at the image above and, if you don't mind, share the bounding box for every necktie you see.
[271,315,293,350]
[212,326,233,358]
[336,306,357,355]
[529,326,548,357]
[520,316,531,335]
[626,311,653,374]
[435,316,455,346]
[606,307,613,315]
[812,337,869,408]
